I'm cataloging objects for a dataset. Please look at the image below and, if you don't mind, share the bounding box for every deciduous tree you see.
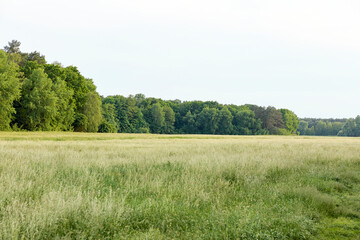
[0,50,21,130]
[18,69,57,130]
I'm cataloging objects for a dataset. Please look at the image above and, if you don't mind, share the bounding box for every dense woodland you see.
[299,118,346,136]
[1,40,359,136]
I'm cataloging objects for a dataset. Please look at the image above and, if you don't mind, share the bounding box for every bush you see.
[98,122,117,133]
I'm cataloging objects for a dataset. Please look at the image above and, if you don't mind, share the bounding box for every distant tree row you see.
[298,118,360,137]
[337,116,360,137]
[98,94,299,135]
[3,40,358,136]
[298,119,345,136]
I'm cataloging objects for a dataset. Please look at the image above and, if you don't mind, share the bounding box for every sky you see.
[1,0,359,118]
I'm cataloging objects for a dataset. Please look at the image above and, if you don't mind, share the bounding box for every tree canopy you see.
[1,40,102,132]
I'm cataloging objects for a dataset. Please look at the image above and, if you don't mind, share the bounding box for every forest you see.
[1,40,359,136]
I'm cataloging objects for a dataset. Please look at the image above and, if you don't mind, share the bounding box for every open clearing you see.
[0,132,359,239]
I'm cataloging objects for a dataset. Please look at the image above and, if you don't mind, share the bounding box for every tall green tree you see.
[247,105,284,134]
[163,105,175,134]
[298,121,308,135]
[3,40,24,65]
[280,109,299,134]
[64,66,89,111]
[0,50,21,130]
[233,109,262,135]
[18,69,57,130]
[114,96,131,132]
[315,121,327,136]
[99,103,118,133]
[27,51,46,65]
[339,116,360,137]
[133,109,149,133]
[305,126,315,135]
[331,122,344,136]
[338,119,356,136]
[197,107,219,134]
[52,77,75,130]
[263,107,284,134]
[127,96,146,132]
[82,92,102,132]
[3,40,21,54]
[182,111,197,133]
[150,103,164,133]
[354,116,360,136]
[217,107,233,135]
[64,67,102,132]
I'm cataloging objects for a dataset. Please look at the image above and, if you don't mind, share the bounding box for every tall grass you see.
[0,132,359,239]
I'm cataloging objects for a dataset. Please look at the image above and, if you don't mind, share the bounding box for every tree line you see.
[298,118,346,136]
[99,94,299,135]
[0,40,358,136]
[299,118,360,137]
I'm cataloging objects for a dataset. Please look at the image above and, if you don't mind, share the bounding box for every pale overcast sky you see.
[1,0,359,118]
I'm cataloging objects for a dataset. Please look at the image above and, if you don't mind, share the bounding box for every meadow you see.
[0,132,359,239]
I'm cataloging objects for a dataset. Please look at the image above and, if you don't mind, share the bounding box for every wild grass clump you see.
[0,133,359,239]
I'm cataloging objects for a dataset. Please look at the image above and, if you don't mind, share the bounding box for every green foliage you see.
[82,92,102,132]
[248,105,285,134]
[217,107,233,135]
[197,107,219,134]
[355,116,360,136]
[16,65,76,131]
[127,96,147,132]
[98,121,117,133]
[21,60,42,78]
[306,126,315,135]
[299,118,346,136]
[64,66,90,113]
[73,113,88,132]
[331,122,344,136]
[298,120,308,135]
[100,103,119,133]
[263,107,285,133]
[315,120,327,136]
[102,95,150,133]
[3,40,24,65]
[338,116,360,137]
[44,63,66,80]
[182,111,197,133]
[133,110,149,133]
[272,127,292,135]
[18,69,58,130]
[52,78,75,131]
[102,94,339,136]
[280,109,299,134]
[0,41,106,133]
[27,51,46,65]
[232,108,261,135]
[150,103,164,133]
[0,50,21,130]
[108,95,131,132]
[163,105,175,134]
[3,40,21,54]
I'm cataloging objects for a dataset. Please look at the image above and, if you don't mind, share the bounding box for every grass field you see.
[0,132,359,239]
